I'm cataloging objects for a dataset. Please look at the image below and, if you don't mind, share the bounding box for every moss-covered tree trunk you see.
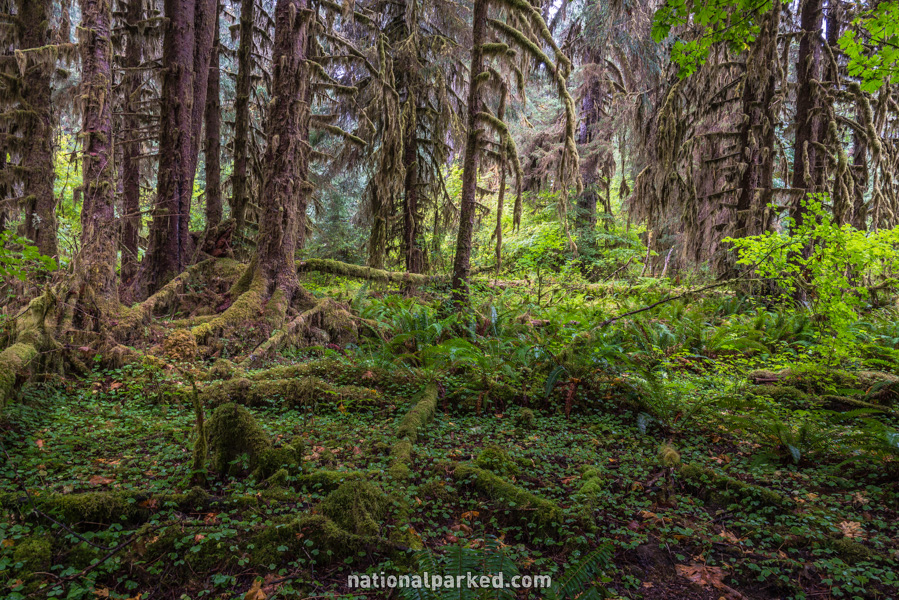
[204,1,222,229]
[851,102,868,230]
[576,69,600,233]
[142,0,215,295]
[790,0,824,228]
[120,0,143,288]
[18,0,57,260]
[732,5,779,242]
[230,0,254,239]
[402,106,423,274]
[75,0,118,304]
[142,0,198,294]
[451,0,487,304]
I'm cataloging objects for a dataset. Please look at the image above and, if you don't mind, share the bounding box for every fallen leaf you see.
[35,439,44,449]
[244,579,265,600]
[88,475,115,486]
[838,521,864,539]
[676,564,744,599]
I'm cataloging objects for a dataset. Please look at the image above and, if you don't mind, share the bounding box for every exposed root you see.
[0,292,57,407]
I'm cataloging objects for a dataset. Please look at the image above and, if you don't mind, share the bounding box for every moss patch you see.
[678,463,793,512]
[396,383,438,442]
[206,402,271,474]
[319,480,391,536]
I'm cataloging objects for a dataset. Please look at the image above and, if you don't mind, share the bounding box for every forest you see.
[1,0,899,597]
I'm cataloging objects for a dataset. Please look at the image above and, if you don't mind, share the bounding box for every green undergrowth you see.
[3,283,899,599]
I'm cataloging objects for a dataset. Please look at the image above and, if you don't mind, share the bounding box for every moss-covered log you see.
[395,383,438,442]
[0,293,57,407]
[452,463,563,534]
[298,258,446,285]
[677,463,793,512]
[198,376,382,410]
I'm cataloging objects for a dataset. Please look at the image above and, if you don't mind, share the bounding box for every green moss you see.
[453,463,562,533]
[749,384,811,407]
[255,444,303,479]
[295,469,365,492]
[206,358,237,381]
[388,439,413,480]
[162,329,198,362]
[827,537,881,564]
[199,376,380,410]
[252,514,378,566]
[12,536,52,571]
[475,445,519,476]
[206,402,271,474]
[417,479,452,502]
[396,383,438,442]
[678,463,792,512]
[319,480,390,536]
[513,408,537,430]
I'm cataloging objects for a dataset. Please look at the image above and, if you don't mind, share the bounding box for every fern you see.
[545,545,613,600]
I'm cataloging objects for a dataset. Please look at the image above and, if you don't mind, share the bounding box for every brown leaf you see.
[675,564,744,599]
[243,579,266,600]
[88,475,114,486]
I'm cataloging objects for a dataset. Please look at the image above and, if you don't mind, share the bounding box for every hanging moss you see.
[319,480,391,536]
[396,383,438,442]
[453,463,562,534]
[205,402,271,474]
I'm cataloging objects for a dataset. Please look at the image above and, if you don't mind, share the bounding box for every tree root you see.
[0,292,57,407]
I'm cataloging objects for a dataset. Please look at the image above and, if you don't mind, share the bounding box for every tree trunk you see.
[790,0,825,227]
[402,113,423,273]
[576,73,600,232]
[120,0,143,287]
[230,0,254,237]
[204,0,222,229]
[77,0,118,303]
[18,0,57,259]
[451,0,487,304]
[244,0,312,302]
[142,0,216,295]
[733,5,779,241]
[851,102,868,230]
[142,0,197,294]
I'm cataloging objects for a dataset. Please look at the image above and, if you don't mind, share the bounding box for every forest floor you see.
[1,270,898,600]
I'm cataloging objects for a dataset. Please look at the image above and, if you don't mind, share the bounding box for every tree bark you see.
[142,0,216,295]
[851,102,868,230]
[733,5,779,240]
[255,0,310,297]
[120,0,143,287]
[402,114,423,273]
[204,0,222,229]
[18,0,57,259]
[77,0,118,301]
[576,72,600,232]
[790,0,825,227]
[142,0,197,293]
[451,0,487,304]
[230,0,254,237]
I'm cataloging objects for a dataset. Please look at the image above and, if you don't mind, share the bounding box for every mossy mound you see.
[474,445,520,476]
[205,358,237,381]
[252,514,379,566]
[295,469,366,492]
[319,480,391,536]
[162,329,198,362]
[255,443,303,479]
[206,402,271,474]
[748,384,812,408]
[514,408,537,430]
[453,463,562,534]
[12,536,52,572]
